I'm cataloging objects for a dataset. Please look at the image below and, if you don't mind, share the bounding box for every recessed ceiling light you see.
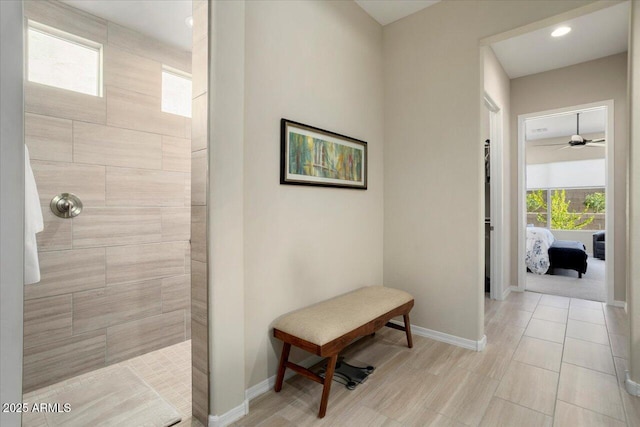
[185,16,193,28]
[551,26,571,37]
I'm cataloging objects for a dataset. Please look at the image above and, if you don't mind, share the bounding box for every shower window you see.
[161,67,192,118]
[27,21,103,97]
[162,66,191,117]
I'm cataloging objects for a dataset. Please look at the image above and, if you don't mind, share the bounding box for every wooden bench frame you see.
[273,299,414,418]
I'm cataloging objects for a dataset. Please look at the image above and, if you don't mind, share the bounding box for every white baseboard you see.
[608,300,626,309]
[625,371,640,396]
[501,286,512,300]
[208,399,248,427]
[245,354,323,402]
[389,320,486,351]
[510,285,522,293]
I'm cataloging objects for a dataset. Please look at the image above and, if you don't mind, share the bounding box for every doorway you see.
[517,102,614,303]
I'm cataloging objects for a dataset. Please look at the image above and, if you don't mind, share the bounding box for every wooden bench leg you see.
[274,343,291,392]
[403,314,413,348]
[318,354,338,418]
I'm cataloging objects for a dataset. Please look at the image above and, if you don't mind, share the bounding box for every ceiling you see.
[491,2,629,79]
[62,0,192,51]
[355,0,440,26]
[525,108,605,142]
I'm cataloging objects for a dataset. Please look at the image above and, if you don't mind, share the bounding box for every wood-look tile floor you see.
[233,292,639,427]
[22,340,203,427]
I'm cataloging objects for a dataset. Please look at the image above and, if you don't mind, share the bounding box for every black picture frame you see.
[280,119,368,190]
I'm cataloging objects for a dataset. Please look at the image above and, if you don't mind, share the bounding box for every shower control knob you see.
[50,193,83,219]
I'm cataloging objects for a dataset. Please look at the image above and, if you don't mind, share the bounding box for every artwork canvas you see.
[280,119,367,189]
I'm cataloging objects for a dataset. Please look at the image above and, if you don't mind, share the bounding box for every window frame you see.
[161,65,192,118]
[27,20,104,97]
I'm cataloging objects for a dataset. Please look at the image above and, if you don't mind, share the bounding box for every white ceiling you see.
[62,0,192,52]
[525,109,606,141]
[355,0,440,26]
[491,2,629,79]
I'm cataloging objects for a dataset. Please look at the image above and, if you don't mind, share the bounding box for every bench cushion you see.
[273,286,413,346]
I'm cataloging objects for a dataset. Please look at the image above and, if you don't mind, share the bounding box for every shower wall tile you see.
[31,161,106,207]
[106,86,189,138]
[190,320,208,374]
[106,166,187,207]
[190,260,207,327]
[191,206,207,263]
[73,122,162,170]
[191,149,207,205]
[25,0,193,392]
[25,248,106,300]
[24,0,108,44]
[23,330,106,393]
[106,242,186,285]
[23,295,72,350]
[192,36,208,99]
[192,366,209,424]
[104,46,161,97]
[73,207,162,248]
[106,310,185,364]
[25,113,72,162]
[26,83,107,124]
[107,22,191,73]
[37,208,72,252]
[191,94,208,152]
[73,279,162,334]
[162,135,191,172]
[161,275,190,313]
[161,207,191,242]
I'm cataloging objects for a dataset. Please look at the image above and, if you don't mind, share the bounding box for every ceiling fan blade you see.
[586,143,606,147]
[588,138,606,143]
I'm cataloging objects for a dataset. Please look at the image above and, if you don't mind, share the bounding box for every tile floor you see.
[232,291,639,426]
[20,292,638,426]
[22,340,202,427]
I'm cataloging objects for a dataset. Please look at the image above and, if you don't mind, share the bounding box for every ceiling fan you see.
[536,112,606,149]
[563,113,606,149]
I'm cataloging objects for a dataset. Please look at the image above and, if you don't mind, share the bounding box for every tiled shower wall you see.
[190,0,209,423]
[23,0,192,393]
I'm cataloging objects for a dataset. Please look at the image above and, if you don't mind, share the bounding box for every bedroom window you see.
[27,21,103,97]
[527,188,605,231]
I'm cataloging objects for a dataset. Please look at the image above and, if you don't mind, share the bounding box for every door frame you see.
[516,100,615,305]
[484,93,506,300]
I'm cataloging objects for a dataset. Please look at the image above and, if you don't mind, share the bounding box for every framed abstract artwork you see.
[280,119,367,189]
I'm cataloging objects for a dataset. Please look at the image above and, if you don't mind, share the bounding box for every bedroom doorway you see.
[517,102,614,303]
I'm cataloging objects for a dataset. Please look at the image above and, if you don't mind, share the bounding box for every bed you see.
[526,227,588,278]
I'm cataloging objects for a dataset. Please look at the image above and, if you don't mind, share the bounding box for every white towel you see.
[24,145,44,285]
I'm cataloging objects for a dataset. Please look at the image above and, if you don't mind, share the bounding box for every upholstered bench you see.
[273,286,414,418]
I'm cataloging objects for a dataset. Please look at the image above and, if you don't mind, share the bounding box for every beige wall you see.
[243,0,384,389]
[483,46,511,295]
[383,0,597,342]
[628,0,640,386]
[510,52,628,301]
[23,0,192,392]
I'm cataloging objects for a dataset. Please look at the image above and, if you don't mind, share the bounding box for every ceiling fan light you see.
[570,134,584,142]
[552,26,572,37]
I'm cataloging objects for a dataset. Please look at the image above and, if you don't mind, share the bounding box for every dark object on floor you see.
[548,240,588,278]
[318,357,374,390]
[593,231,605,260]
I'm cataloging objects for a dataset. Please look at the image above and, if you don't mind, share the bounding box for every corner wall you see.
[243,0,384,389]
[510,52,628,302]
[382,0,598,342]
[0,1,24,426]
